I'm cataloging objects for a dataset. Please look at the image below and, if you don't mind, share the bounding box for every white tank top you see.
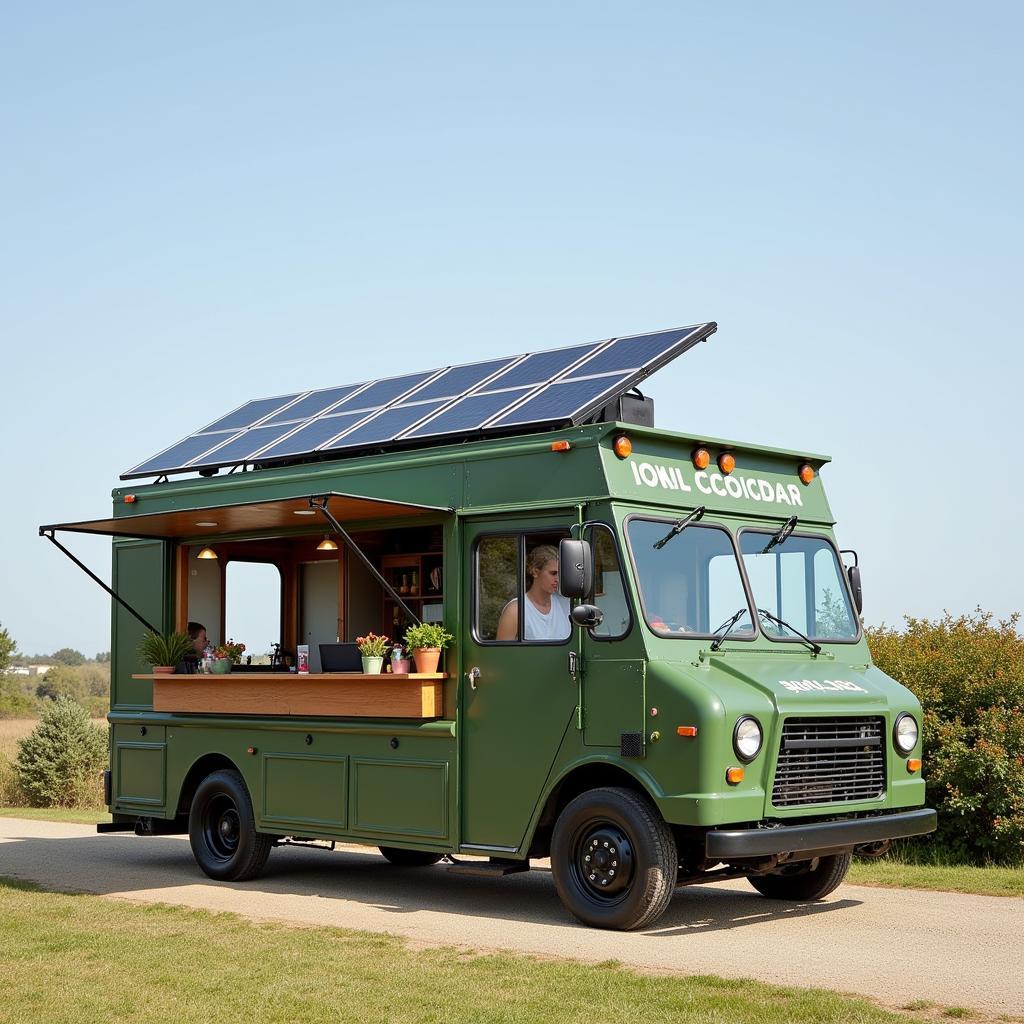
[523,592,572,641]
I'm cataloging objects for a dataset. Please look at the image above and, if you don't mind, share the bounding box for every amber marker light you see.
[676,726,698,738]
[799,463,815,485]
[718,452,736,475]
[551,439,572,452]
[692,447,711,470]
[726,767,745,784]
[613,435,632,459]
[123,495,136,504]
[907,758,922,773]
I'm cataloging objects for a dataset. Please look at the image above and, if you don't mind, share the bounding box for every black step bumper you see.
[705,807,937,859]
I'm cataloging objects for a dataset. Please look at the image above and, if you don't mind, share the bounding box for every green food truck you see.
[42,323,936,930]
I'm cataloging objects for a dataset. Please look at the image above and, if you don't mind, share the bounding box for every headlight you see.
[894,713,919,754]
[733,717,762,762]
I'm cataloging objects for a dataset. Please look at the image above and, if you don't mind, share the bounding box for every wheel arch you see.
[173,753,243,818]
[526,758,663,859]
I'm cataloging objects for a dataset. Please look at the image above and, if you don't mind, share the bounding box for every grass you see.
[0,876,908,1024]
[0,806,110,824]
[850,857,1024,898]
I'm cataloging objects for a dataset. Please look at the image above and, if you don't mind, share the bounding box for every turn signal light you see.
[551,440,572,452]
[692,447,711,470]
[799,463,815,485]
[613,435,632,459]
[123,495,136,504]
[676,725,698,738]
[907,758,922,773]
[718,452,736,475]
[726,767,745,784]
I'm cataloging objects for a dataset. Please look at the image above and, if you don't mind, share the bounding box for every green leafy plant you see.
[403,623,454,651]
[14,696,107,808]
[137,630,194,669]
[867,609,1024,866]
[355,633,390,657]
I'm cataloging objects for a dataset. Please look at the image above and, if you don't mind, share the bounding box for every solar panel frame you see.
[121,323,716,479]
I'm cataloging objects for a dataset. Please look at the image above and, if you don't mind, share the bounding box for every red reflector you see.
[676,726,698,737]
[551,440,572,452]
[123,495,136,504]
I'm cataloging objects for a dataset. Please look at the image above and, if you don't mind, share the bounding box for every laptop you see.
[319,642,363,672]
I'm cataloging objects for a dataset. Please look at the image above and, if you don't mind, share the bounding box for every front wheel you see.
[189,769,272,881]
[747,852,852,901]
[551,787,677,931]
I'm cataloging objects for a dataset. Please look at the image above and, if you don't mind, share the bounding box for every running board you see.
[446,858,530,877]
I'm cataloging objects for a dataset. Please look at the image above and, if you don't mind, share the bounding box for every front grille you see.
[772,717,886,807]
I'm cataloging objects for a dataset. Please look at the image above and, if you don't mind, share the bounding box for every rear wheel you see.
[747,852,852,901]
[551,787,676,931]
[189,769,272,881]
[378,846,443,867]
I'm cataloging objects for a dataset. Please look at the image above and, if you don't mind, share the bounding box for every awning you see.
[39,491,454,541]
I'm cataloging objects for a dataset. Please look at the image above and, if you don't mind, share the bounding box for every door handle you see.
[465,666,481,690]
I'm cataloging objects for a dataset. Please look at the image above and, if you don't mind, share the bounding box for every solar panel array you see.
[122,323,715,479]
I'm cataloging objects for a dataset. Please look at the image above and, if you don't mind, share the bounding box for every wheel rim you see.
[203,793,241,861]
[569,820,635,903]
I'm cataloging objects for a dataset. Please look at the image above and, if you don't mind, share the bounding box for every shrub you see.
[14,697,107,808]
[867,610,1024,865]
[0,675,38,718]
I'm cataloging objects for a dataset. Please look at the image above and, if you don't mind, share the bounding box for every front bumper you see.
[705,807,937,859]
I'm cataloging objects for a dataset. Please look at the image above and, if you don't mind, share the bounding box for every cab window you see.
[582,523,631,640]
[475,530,571,644]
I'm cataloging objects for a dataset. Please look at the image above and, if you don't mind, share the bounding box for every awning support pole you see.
[40,529,162,635]
[308,496,422,627]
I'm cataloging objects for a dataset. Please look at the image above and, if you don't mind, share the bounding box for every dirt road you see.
[1,818,1020,1016]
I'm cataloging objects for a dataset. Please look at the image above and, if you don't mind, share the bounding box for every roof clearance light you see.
[799,463,815,485]
[123,495,136,504]
[692,447,711,470]
[725,767,745,785]
[551,439,572,452]
[613,435,632,459]
[718,452,736,475]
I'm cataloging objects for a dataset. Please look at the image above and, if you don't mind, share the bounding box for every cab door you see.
[460,516,578,852]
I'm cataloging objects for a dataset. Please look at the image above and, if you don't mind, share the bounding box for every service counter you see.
[133,672,447,719]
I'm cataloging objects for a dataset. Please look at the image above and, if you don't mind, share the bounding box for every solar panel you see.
[122,322,715,479]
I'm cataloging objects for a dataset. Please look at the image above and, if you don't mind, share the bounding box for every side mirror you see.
[571,604,604,628]
[847,565,863,614]
[559,539,593,599]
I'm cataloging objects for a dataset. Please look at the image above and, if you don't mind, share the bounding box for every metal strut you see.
[308,496,422,626]
[40,529,162,635]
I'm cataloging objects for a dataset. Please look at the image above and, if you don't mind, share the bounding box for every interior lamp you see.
[316,536,339,551]
[196,547,218,560]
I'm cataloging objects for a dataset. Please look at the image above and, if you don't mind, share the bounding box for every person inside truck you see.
[496,544,572,641]
[177,621,208,673]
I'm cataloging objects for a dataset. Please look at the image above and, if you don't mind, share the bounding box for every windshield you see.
[626,518,754,638]
[739,530,859,641]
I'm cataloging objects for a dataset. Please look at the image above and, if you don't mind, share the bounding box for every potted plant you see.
[356,632,390,674]
[211,639,246,675]
[403,622,454,674]
[137,630,195,674]
[389,643,411,675]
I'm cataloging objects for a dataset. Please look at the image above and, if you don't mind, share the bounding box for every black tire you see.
[747,852,852,901]
[188,769,272,882]
[378,846,444,867]
[550,787,677,931]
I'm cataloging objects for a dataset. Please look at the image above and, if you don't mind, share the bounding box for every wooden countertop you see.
[133,672,448,681]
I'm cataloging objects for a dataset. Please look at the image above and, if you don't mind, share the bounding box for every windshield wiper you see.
[761,515,798,554]
[757,608,822,655]
[653,506,706,550]
[709,607,750,651]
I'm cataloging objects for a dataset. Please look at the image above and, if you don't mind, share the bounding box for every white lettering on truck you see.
[632,461,803,508]
[780,679,867,693]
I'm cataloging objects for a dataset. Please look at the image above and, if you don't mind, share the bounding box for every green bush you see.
[0,675,38,718]
[14,697,107,808]
[867,610,1024,865]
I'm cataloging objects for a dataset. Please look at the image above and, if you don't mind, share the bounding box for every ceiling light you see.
[196,547,218,560]
[195,521,218,527]
[317,536,339,551]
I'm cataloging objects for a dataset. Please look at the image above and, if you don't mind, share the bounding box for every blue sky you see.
[2,2,1020,655]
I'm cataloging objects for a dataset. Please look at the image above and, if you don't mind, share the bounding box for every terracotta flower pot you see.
[412,647,441,674]
[152,665,175,675]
